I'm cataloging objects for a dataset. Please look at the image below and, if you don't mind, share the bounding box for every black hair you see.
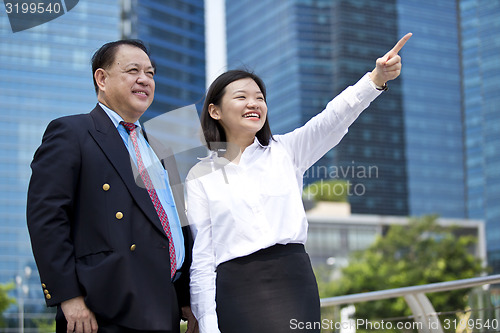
[201,69,273,150]
[91,39,155,94]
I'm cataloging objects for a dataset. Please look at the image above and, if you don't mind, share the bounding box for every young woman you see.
[186,34,412,333]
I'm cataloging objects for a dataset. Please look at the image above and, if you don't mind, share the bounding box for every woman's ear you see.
[208,103,221,120]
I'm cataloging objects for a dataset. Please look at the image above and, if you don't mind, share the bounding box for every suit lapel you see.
[88,105,167,236]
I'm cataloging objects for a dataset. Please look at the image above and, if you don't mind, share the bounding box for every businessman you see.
[27,39,197,333]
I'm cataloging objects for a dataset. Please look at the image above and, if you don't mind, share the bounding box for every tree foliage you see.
[33,318,57,333]
[303,179,349,202]
[0,282,15,327]
[318,215,485,319]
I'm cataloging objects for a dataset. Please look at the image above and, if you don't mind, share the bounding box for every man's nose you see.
[137,71,152,84]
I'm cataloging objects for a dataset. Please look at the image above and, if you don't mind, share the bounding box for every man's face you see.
[97,44,155,122]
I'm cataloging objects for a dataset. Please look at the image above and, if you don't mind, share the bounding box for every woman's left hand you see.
[370,32,412,87]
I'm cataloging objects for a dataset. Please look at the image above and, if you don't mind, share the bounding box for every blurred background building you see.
[305,201,486,269]
[1,1,123,326]
[0,0,499,329]
[459,0,500,279]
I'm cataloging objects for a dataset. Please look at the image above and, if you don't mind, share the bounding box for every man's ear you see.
[94,68,107,93]
[208,104,221,120]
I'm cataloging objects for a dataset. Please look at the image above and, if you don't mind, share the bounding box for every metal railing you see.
[321,274,500,333]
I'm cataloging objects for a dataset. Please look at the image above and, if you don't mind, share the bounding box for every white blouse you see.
[185,73,382,332]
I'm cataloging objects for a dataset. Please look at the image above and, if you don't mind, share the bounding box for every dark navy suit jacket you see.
[27,105,192,331]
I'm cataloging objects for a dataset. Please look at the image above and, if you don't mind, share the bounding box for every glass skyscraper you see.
[0,0,204,326]
[125,0,206,118]
[326,0,409,216]
[397,0,466,218]
[459,0,500,273]
[1,1,122,321]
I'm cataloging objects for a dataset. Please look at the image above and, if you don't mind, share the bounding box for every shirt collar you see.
[198,137,269,162]
[99,102,141,130]
[253,136,268,148]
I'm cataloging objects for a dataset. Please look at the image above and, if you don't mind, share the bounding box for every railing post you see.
[404,293,443,333]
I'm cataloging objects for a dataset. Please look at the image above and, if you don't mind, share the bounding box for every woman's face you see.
[209,78,268,142]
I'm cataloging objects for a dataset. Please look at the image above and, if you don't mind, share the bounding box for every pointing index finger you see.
[390,32,412,54]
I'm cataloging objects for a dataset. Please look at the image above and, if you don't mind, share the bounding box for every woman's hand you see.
[370,32,412,87]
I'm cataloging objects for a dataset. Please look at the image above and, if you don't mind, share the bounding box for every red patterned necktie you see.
[121,121,177,279]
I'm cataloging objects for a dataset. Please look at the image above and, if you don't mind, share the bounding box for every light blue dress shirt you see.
[100,103,185,270]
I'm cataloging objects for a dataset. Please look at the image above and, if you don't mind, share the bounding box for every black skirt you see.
[216,243,321,333]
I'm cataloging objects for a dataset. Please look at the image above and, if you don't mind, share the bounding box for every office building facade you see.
[397,0,466,218]
[1,1,122,321]
[459,0,500,273]
[305,202,486,269]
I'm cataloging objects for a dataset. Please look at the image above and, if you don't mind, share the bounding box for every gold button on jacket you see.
[130,244,136,251]
[116,212,123,220]
[102,183,110,191]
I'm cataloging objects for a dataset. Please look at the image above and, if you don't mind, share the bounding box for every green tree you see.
[319,215,485,320]
[0,282,15,327]
[303,180,349,202]
[33,318,56,333]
